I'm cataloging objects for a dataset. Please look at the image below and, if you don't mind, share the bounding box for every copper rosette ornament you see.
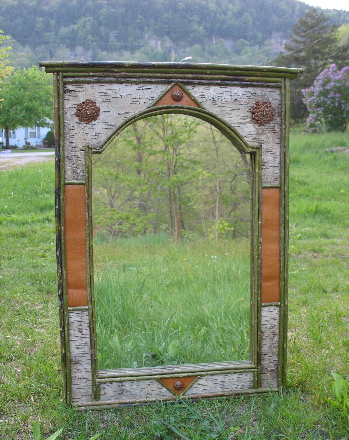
[171,89,184,102]
[75,99,100,124]
[251,101,275,126]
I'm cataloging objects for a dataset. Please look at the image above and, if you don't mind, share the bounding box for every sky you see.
[302,0,349,11]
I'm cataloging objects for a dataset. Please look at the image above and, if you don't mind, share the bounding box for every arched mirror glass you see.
[91,114,252,370]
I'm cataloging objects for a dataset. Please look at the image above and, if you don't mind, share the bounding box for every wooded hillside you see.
[1,0,349,67]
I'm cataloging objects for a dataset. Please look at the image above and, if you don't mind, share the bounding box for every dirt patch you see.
[0,155,54,170]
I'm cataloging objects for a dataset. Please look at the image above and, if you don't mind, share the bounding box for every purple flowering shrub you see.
[302,64,349,132]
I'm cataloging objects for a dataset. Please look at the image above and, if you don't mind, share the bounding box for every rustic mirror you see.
[40,62,299,408]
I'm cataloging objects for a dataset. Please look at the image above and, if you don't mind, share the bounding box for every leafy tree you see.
[274,9,346,122]
[338,24,349,46]
[0,66,53,147]
[302,64,349,132]
[0,30,14,96]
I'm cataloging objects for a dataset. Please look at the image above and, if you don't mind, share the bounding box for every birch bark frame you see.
[40,61,300,408]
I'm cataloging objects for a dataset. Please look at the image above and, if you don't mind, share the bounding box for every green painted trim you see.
[98,363,257,380]
[64,181,86,185]
[59,73,284,84]
[40,61,302,80]
[251,147,262,389]
[74,387,277,410]
[53,72,68,406]
[62,77,282,88]
[261,302,281,307]
[55,72,73,406]
[278,78,291,389]
[85,147,100,401]
[67,306,89,311]
[94,106,261,155]
[97,368,257,383]
[255,148,263,390]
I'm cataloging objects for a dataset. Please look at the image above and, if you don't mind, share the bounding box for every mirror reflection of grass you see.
[94,234,250,369]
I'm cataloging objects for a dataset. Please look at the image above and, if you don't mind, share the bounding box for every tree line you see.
[1,0,311,49]
[3,0,346,67]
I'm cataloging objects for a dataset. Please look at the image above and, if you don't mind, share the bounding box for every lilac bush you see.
[302,64,349,132]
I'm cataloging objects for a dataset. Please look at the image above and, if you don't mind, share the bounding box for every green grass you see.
[94,235,250,368]
[1,130,349,439]
[5,148,56,153]
[287,131,349,404]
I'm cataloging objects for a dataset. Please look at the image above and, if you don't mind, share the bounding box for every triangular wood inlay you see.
[158,376,198,396]
[154,84,200,108]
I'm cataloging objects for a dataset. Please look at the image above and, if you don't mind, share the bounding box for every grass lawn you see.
[0,148,55,153]
[0,131,349,439]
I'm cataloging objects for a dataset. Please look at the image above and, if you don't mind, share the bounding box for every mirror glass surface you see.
[92,115,252,370]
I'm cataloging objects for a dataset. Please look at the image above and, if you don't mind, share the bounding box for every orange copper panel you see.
[154,84,200,107]
[262,187,281,303]
[64,185,88,307]
[158,376,197,395]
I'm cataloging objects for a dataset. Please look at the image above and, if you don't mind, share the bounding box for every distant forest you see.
[1,0,349,67]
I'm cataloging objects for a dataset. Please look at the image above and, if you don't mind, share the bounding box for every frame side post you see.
[279,77,291,389]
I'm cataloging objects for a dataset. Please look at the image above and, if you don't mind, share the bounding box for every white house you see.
[0,119,53,148]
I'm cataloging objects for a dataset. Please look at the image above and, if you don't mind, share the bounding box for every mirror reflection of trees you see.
[92,115,252,370]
